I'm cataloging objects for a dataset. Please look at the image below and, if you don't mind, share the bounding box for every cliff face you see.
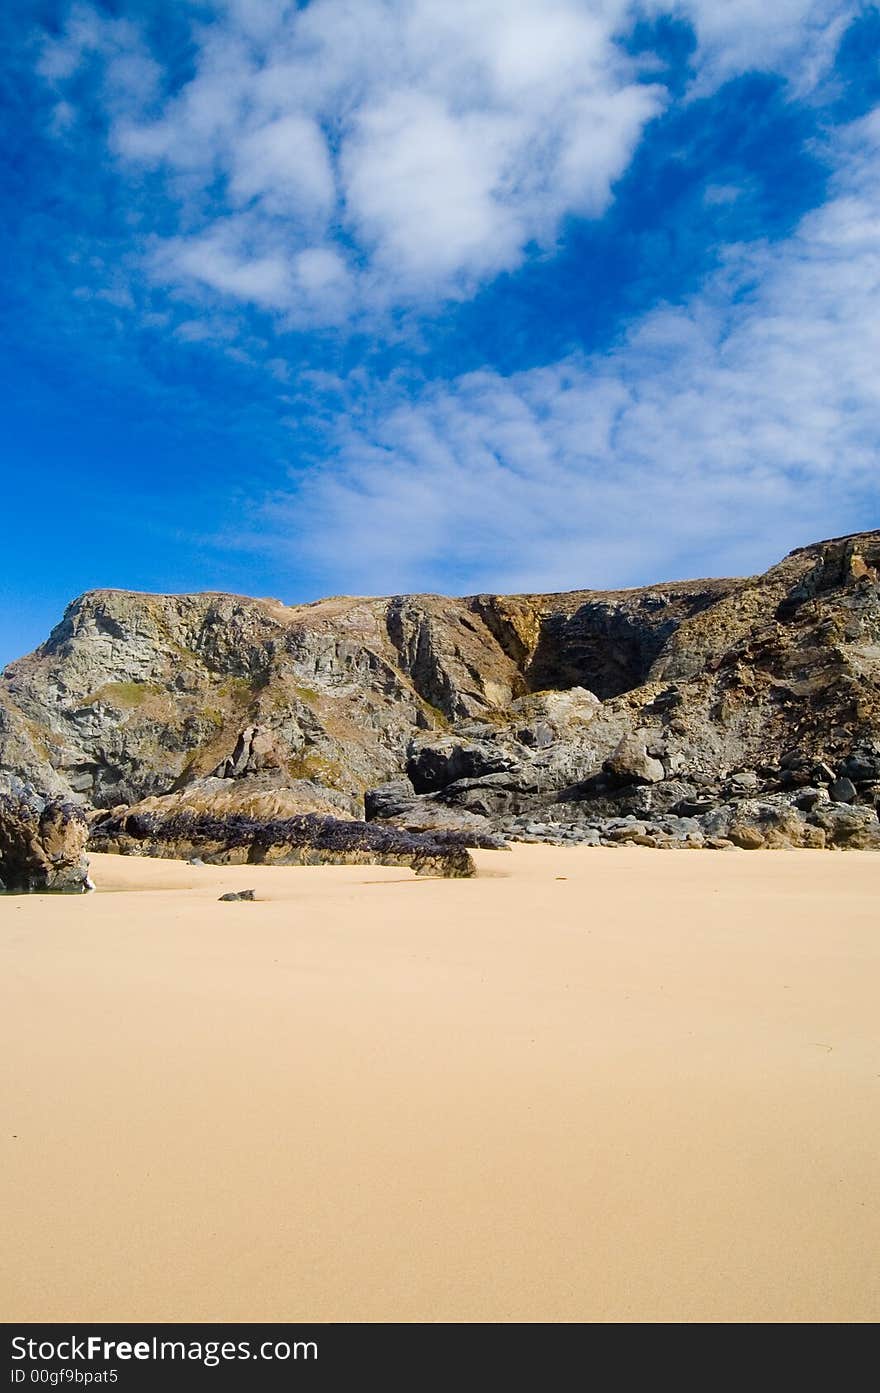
[0,589,525,810]
[2,530,879,844]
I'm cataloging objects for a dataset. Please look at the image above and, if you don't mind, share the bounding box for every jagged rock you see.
[219,889,255,901]
[516,721,554,749]
[364,779,505,846]
[212,725,282,779]
[0,789,91,893]
[838,745,880,784]
[861,783,880,811]
[364,780,419,821]
[406,737,520,793]
[603,733,665,786]
[808,803,880,848]
[828,777,857,805]
[792,787,827,812]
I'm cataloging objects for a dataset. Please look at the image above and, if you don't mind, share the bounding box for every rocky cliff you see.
[2,529,879,852]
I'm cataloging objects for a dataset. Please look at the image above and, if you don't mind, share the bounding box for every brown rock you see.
[0,791,90,893]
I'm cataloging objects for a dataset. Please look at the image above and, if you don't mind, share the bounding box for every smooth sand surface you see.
[2,846,878,1323]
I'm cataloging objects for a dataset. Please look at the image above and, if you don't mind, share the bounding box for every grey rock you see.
[406,737,520,794]
[364,779,502,845]
[829,777,857,804]
[364,779,418,821]
[726,770,759,792]
[658,815,702,837]
[602,733,665,786]
[219,889,256,901]
[516,722,554,749]
[808,803,880,847]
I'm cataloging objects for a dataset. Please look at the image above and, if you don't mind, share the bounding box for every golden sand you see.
[2,847,878,1322]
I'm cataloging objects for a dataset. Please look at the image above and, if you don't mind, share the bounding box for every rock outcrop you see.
[88,808,477,878]
[0,783,91,893]
[2,529,880,855]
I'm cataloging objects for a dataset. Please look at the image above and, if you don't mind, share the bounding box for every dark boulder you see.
[406,738,520,794]
[792,787,826,812]
[364,780,419,821]
[838,746,880,784]
[828,777,857,805]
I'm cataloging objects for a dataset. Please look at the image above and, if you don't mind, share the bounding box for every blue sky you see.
[1,1,879,666]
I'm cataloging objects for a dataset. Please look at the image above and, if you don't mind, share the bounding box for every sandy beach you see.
[2,846,878,1323]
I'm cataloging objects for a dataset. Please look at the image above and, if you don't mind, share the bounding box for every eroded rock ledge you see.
[88,808,493,878]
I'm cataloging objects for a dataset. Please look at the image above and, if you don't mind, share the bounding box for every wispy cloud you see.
[262,108,880,592]
[18,0,877,618]
[650,0,854,94]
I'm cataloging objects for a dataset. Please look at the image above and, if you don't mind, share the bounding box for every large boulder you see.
[603,732,665,786]
[406,737,520,794]
[838,744,880,785]
[364,779,419,821]
[0,788,91,893]
[699,798,822,848]
[808,802,880,848]
[364,779,505,846]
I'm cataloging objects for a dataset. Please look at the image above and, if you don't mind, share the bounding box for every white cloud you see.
[34,1,875,593]
[656,1,854,94]
[36,1,660,319]
[157,221,292,308]
[229,115,335,219]
[274,110,880,592]
[39,1,858,322]
[39,2,161,111]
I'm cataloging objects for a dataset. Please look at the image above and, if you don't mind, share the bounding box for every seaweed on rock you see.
[89,808,483,877]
